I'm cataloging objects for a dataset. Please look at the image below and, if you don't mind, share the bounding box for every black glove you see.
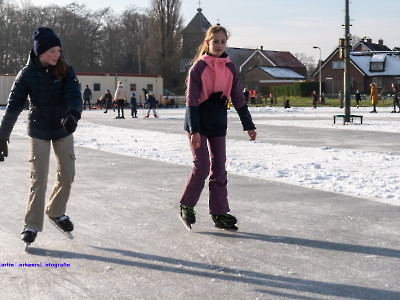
[62,111,80,134]
[0,139,8,162]
[208,91,228,106]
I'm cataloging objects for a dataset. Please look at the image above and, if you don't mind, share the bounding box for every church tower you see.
[182,8,211,60]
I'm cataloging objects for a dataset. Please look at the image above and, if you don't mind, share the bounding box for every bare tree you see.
[0,0,173,80]
[147,0,183,89]
[294,52,317,77]
[119,7,149,73]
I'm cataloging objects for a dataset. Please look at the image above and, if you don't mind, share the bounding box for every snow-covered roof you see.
[350,52,400,76]
[258,66,304,79]
[370,54,386,63]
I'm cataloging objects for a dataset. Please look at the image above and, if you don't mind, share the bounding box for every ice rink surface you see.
[1,106,399,299]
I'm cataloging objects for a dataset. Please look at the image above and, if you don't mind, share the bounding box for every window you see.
[130,84,137,91]
[147,84,153,91]
[372,77,382,89]
[332,61,344,69]
[93,83,101,91]
[395,78,400,86]
[370,62,384,71]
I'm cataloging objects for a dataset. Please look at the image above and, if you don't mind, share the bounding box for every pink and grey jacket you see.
[184,53,255,136]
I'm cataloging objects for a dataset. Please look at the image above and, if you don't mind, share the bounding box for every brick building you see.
[312,39,400,95]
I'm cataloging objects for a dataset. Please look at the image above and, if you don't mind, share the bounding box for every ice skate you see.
[49,215,74,239]
[21,229,37,250]
[211,214,238,231]
[179,204,196,230]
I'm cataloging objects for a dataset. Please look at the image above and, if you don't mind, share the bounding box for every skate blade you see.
[179,215,192,230]
[215,224,238,231]
[49,218,74,239]
[24,242,31,251]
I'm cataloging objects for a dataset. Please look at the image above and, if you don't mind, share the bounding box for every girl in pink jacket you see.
[180,25,257,230]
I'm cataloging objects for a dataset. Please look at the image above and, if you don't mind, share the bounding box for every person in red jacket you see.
[249,89,256,105]
[179,25,257,230]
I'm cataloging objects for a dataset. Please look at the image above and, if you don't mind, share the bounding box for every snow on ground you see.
[6,106,400,206]
[248,105,400,133]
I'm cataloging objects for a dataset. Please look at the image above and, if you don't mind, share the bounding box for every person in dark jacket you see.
[355,90,361,108]
[0,27,82,246]
[392,83,400,113]
[130,90,137,118]
[103,90,113,113]
[310,90,319,109]
[145,93,157,118]
[83,85,92,110]
[179,25,256,230]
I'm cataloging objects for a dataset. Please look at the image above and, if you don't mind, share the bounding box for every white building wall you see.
[0,74,16,106]
[0,73,163,106]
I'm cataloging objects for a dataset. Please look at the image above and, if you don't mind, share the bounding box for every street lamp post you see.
[313,46,322,103]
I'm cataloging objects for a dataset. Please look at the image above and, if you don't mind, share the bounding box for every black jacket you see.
[0,50,82,141]
[145,95,157,109]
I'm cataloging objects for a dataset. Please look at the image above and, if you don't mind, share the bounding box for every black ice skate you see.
[21,229,37,250]
[179,204,196,230]
[211,214,238,231]
[49,215,74,239]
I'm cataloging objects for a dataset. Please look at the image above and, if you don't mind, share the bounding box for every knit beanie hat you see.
[33,27,61,57]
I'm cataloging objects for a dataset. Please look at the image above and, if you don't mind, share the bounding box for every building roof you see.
[350,52,400,76]
[256,66,304,79]
[353,39,391,52]
[225,48,256,70]
[260,50,305,69]
[183,8,211,33]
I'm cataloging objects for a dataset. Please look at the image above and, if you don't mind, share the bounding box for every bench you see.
[333,114,363,124]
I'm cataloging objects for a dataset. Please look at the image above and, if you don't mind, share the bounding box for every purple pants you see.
[180,134,229,215]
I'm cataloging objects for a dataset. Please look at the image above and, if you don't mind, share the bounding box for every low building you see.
[244,66,305,91]
[312,38,400,95]
[236,48,306,90]
[0,73,163,106]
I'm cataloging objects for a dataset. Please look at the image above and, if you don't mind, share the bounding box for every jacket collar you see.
[26,49,53,72]
[201,53,231,69]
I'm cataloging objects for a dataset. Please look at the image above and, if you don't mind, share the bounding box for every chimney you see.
[261,46,263,50]
[378,39,384,47]
[366,38,372,44]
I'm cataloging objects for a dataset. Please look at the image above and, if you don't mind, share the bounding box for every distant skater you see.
[355,90,361,108]
[392,83,399,113]
[310,90,319,109]
[179,25,257,230]
[103,90,113,113]
[145,93,157,118]
[83,85,92,110]
[130,90,138,118]
[114,81,126,119]
[370,83,378,113]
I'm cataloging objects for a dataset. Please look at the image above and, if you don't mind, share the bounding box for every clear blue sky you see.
[28,0,400,61]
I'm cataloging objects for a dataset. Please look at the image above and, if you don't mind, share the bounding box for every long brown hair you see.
[52,54,69,80]
[191,25,229,64]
